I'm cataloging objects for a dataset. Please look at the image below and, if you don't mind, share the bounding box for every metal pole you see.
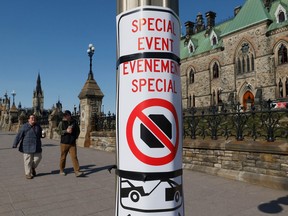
[117,0,178,15]
[116,0,183,215]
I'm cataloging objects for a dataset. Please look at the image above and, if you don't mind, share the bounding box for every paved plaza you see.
[0,131,287,216]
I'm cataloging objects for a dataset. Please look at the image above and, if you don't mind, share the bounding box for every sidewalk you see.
[0,131,287,216]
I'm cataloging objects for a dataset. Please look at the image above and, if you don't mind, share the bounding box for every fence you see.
[94,112,116,131]
[183,100,288,142]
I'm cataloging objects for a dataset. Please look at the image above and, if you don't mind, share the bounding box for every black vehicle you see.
[121,179,182,203]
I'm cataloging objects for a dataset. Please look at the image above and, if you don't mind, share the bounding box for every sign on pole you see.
[116,1,183,215]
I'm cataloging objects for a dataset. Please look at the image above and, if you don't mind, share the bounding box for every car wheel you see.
[130,191,140,202]
[174,191,180,202]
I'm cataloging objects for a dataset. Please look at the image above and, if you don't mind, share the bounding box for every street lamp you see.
[74,104,77,115]
[11,90,16,106]
[87,43,95,79]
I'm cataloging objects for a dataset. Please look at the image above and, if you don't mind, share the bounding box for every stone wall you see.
[89,131,288,190]
[183,138,288,190]
[90,131,116,152]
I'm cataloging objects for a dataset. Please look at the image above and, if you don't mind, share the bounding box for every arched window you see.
[236,42,255,75]
[189,44,194,53]
[189,69,195,84]
[210,31,218,46]
[193,95,195,107]
[279,11,285,23]
[212,36,217,46]
[242,57,246,73]
[278,44,288,64]
[189,95,192,108]
[237,58,241,74]
[279,79,283,97]
[247,55,250,72]
[217,90,222,104]
[251,54,255,71]
[213,63,219,79]
[275,5,287,23]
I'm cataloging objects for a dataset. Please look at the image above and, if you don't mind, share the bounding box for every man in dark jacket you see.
[13,114,43,179]
[57,110,83,177]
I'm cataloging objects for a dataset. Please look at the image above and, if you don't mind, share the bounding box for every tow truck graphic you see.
[120,178,182,212]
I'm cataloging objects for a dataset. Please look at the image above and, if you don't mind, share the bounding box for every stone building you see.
[181,0,288,110]
[33,73,44,115]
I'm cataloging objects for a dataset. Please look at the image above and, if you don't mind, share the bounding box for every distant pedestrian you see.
[57,110,83,177]
[12,114,43,179]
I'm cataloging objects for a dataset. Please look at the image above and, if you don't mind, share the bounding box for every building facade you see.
[181,0,288,111]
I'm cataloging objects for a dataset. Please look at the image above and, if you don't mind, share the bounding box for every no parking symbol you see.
[126,98,179,166]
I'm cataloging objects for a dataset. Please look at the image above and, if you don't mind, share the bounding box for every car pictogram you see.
[120,179,182,203]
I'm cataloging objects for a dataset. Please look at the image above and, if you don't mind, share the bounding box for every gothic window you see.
[193,95,195,107]
[251,54,255,71]
[237,58,241,74]
[279,79,283,97]
[189,69,195,84]
[213,63,219,79]
[212,36,217,46]
[187,40,195,54]
[236,42,255,75]
[189,95,192,108]
[278,44,288,64]
[242,57,246,73]
[217,90,222,104]
[279,11,285,22]
[189,44,194,53]
[210,31,218,46]
[275,5,287,23]
[247,56,250,72]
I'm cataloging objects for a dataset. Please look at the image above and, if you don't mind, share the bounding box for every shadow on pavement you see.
[45,164,117,177]
[42,143,58,147]
[80,164,116,176]
[258,195,288,213]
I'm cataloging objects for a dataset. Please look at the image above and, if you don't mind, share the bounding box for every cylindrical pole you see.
[116,0,183,215]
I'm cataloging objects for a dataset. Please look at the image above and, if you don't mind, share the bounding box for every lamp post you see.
[87,43,95,79]
[74,104,77,115]
[11,90,16,106]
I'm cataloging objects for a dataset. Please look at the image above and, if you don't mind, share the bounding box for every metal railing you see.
[183,100,288,142]
[94,112,116,131]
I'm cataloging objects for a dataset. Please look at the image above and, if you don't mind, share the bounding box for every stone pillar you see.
[78,73,104,147]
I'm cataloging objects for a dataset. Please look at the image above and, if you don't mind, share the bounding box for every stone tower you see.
[78,45,104,147]
[33,73,44,115]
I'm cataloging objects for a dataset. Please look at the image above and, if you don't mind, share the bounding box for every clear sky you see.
[0,0,245,114]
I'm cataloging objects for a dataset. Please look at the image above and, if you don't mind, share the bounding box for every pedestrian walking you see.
[57,110,83,177]
[12,114,43,179]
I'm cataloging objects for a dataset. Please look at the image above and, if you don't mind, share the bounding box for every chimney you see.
[205,11,216,30]
[263,0,271,10]
[184,21,194,36]
[195,12,205,33]
[234,6,241,16]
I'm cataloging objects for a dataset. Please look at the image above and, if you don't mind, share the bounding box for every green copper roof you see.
[180,0,288,60]
[221,0,271,36]
[180,20,229,59]
[267,0,288,33]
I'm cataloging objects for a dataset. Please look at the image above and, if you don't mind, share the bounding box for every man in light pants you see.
[13,114,43,179]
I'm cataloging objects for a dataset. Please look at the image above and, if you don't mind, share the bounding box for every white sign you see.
[117,6,181,172]
[116,6,183,216]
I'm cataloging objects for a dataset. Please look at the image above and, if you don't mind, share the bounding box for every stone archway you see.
[243,91,254,111]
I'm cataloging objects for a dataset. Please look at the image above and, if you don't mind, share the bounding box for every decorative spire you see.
[36,73,42,95]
